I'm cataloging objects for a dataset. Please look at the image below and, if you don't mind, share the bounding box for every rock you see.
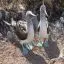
[49,58,64,64]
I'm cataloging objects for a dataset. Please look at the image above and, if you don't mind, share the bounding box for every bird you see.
[19,11,36,55]
[4,11,35,55]
[38,1,49,47]
[20,11,35,45]
[37,0,49,47]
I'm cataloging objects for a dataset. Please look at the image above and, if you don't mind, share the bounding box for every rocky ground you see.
[0,37,48,64]
[0,22,64,64]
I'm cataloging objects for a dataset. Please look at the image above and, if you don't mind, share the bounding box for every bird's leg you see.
[43,38,49,47]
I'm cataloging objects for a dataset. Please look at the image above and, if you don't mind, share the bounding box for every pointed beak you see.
[30,12,36,16]
[26,11,36,16]
[44,10,48,17]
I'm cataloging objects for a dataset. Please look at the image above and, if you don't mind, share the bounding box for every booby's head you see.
[40,3,48,17]
[26,11,36,17]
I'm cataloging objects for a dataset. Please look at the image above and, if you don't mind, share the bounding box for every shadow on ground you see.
[25,51,47,64]
[14,43,47,64]
[8,34,60,64]
[44,36,60,59]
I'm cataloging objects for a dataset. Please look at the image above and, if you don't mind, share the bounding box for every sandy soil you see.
[0,38,48,64]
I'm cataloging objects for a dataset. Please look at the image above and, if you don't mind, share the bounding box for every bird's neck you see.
[40,15,46,21]
[40,12,46,20]
[27,17,33,25]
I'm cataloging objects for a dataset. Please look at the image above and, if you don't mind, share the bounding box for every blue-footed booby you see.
[19,11,36,55]
[20,11,35,45]
[38,1,49,47]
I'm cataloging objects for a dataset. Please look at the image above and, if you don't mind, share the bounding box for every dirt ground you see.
[0,38,49,64]
[1,23,64,64]
[0,32,64,64]
[0,37,48,64]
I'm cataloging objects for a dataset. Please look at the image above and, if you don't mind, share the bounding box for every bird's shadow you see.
[44,36,60,59]
[14,42,47,64]
[25,51,47,64]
